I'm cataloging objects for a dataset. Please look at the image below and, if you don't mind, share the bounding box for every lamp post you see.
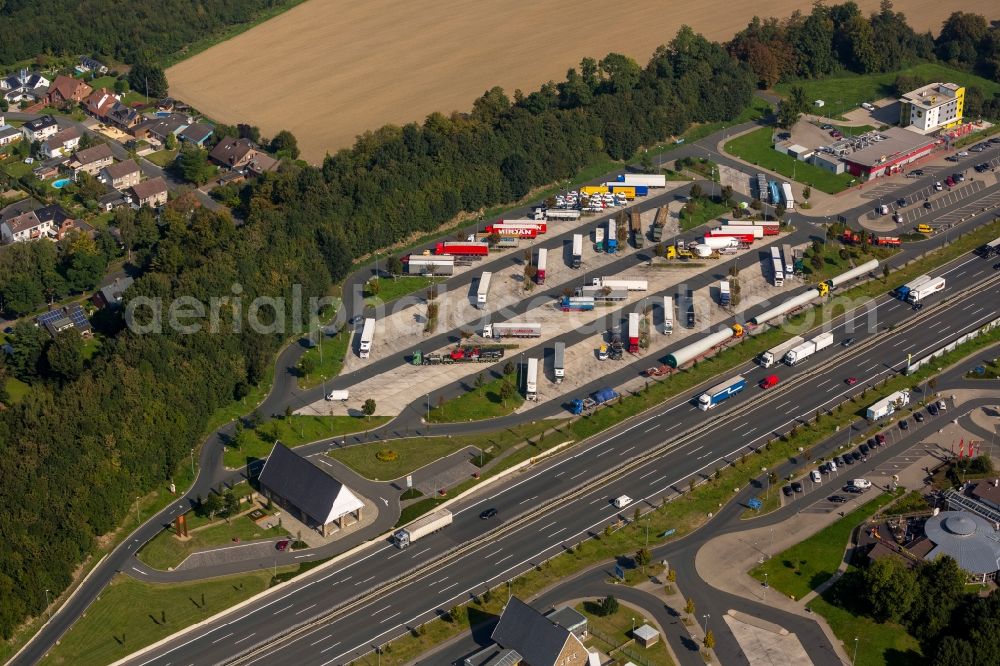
[190,447,195,478]
[44,589,50,617]
[426,394,429,423]
[135,496,141,524]
[631,617,635,637]
[763,572,769,598]
[853,637,859,665]
[702,614,710,636]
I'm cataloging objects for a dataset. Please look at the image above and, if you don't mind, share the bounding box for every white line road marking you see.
[688,445,704,455]
[379,612,401,624]
[427,576,449,587]
[211,632,234,644]
[596,448,612,457]
[570,470,587,480]
[622,446,636,454]
[538,520,558,531]
[355,575,376,586]
[775,400,792,410]
[410,547,431,558]
[644,425,658,433]
[310,634,335,646]
[295,604,317,616]
[483,547,503,559]
[440,582,459,592]
[131,567,147,575]
[294,554,309,559]
[547,528,567,539]
[234,633,256,644]
[495,554,514,564]
[590,496,606,504]
[639,469,658,480]
[319,641,342,653]
[519,496,537,505]
[272,605,293,615]
[371,604,392,615]
[648,475,667,486]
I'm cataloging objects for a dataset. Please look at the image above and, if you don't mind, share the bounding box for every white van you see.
[613,495,633,509]
[861,102,875,111]
[851,478,872,489]
[326,389,349,401]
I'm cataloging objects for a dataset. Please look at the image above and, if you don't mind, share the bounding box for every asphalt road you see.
[119,240,1000,666]
[13,112,999,665]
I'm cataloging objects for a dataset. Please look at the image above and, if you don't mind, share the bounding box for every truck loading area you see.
[299,233,805,418]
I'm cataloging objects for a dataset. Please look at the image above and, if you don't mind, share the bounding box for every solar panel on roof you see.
[36,310,64,326]
[67,304,89,328]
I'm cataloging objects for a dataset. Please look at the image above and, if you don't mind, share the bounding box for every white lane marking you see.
[570,470,587,480]
[596,448,612,457]
[440,582,459,592]
[483,547,503,559]
[310,634,335,646]
[519,495,537,505]
[648,475,668,485]
[355,575,376,586]
[538,520,557,531]
[211,632,234,644]
[547,528,567,539]
[495,554,514,565]
[272,605,293,615]
[319,641,342,653]
[379,612,401,624]
[295,604,317,616]
[639,469,658,480]
[234,633,256,644]
[132,567,148,576]
[622,446,636,454]
[371,604,392,615]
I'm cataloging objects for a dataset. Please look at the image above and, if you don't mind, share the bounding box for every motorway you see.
[121,224,1000,665]
[14,112,1000,664]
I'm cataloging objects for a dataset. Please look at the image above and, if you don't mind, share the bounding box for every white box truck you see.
[325,389,349,401]
[866,391,910,420]
[392,509,453,548]
[905,276,945,304]
[553,342,565,383]
[476,272,492,309]
[662,296,673,335]
[526,357,538,400]
[759,336,804,368]
[592,277,648,291]
[783,331,833,365]
[571,234,583,269]
[359,317,375,359]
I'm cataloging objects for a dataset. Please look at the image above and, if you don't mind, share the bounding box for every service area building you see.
[898,82,964,134]
[257,442,364,537]
[841,127,937,181]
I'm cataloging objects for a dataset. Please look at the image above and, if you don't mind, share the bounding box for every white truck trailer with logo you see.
[783,331,834,365]
[405,254,454,276]
[905,275,945,304]
[359,317,375,358]
[759,336,804,368]
[591,277,647,291]
[545,209,581,221]
[392,509,453,548]
[526,357,539,400]
[866,391,910,420]
[662,296,673,335]
[572,233,583,269]
[482,322,542,338]
[476,272,492,309]
[771,246,784,287]
[553,342,565,383]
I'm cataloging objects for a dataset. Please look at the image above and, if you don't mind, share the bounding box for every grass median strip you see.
[427,375,524,422]
[137,514,289,571]
[224,415,389,469]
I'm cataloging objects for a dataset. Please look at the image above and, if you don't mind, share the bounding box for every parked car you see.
[975,163,990,173]
[923,200,932,209]
[899,419,909,430]
[479,507,498,519]
[876,433,886,445]
[937,400,947,411]
[782,485,794,497]
[911,169,925,176]
[846,486,864,494]
[914,412,924,422]
[844,454,855,465]
[860,443,870,455]
[945,176,955,187]
[994,261,1000,270]
[928,403,939,416]
[956,151,969,157]
[896,198,907,208]
[829,495,849,503]
[846,376,858,385]
[792,482,804,493]
[842,337,856,347]
[820,123,833,130]
[953,172,965,182]
[834,456,846,466]
[276,539,290,551]
[811,470,822,483]
[934,181,943,191]
[851,450,862,461]
[945,155,959,162]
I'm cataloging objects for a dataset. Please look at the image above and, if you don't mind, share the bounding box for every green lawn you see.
[799,241,895,284]
[427,374,524,422]
[224,414,389,469]
[3,158,33,179]
[202,368,273,436]
[4,376,31,403]
[86,75,118,90]
[809,570,923,666]
[725,127,856,194]
[297,327,351,389]
[145,149,177,167]
[328,421,552,480]
[749,490,900,600]
[80,336,101,361]
[678,198,729,231]
[39,570,286,666]
[967,357,1000,379]
[775,63,1000,114]
[137,512,288,570]
[577,602,675,666]
[364,275,441,306]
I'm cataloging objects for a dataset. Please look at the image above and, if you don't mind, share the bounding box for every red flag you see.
[959,439,964,459]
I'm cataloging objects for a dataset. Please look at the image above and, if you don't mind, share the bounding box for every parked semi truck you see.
[483,322,542,338]
[606,221,618,253]
[905,275,945,304]
[575,286,626,302]
[572,234,583,269]
[359,317,375,359]
[553,342,565,383]
[545,209,581,221]
[616,173,667,188]
[497,219,548,233]
[651,206,669,242]
[569,387,619,415]
[866,390,910,420]
[525,357,539,401]
[435,241,489,257]
[392,509,453,548]
[771,246,784,287]
[560,296,595,311]
[698,375,747,410]
[700,236,739,251]
[746,220,780,235]
[591,277,648,291]
[781,243,794,275]
[476,272,492,309]
[712,225,764,239]
[781,182,795,210]
[536,248,547,285]
[662,296,673,335]
[405,254,455,276]
[629,210,644,248]
[783,331,834,365]
[759,336,804,368]
[484,223,539,238]
[594,226,605,253]
[628,312,640,353]
[719,280,731,306]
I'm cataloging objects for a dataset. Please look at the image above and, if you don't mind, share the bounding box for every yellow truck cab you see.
[598,344,609,360]
[916,224,933,234]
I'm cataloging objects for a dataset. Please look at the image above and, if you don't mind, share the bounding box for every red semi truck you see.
[434,241,489,256]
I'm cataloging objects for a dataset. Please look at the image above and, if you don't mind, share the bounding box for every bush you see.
[375,449,398,462]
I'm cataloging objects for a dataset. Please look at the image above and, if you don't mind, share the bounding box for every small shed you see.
[633,623,660,647]
[814,99,825,107]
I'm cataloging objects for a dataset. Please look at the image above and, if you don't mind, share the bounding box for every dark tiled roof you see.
[33,204,73,226]
[23,115,57,133]
[209,137,254,166]
[103,159,140,181]
[492,597,573,666]
[179,122,214,143]
[73,143,113,165]
[258,442,362,525]
[131,177,168,201]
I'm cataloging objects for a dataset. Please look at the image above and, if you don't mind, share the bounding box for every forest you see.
[0,1,998,642]
[0,0,302,67]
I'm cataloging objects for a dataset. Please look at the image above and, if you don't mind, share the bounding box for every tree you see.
[907,556,967,641]
[1,275,44,316]
[882,264,891,280]
[776,100,800,128]
[689,183,703,200]
[502,361,515,376]
[704,629,716,649]
[165,132,177,151]
[298,355,317,377]
[934,636,976,666]
[7,320,48,379]
[128,62,168,98]
[385,255,403,277]
[362,398,376,420]
[787,85,808,114]
[685,597,695,615]
[176,145,214,185]
[65,249,106,292]
[223,490,240,519]
[45,330,85,383]
[113,78,129,94]
[202,493,223,519]
[269,130,300,159]
[634,547,651,566]
[600,595,619,616]
[499,380,515,406]
[501,153,532,199]
[474,372,485,395]
[863,556,917,623]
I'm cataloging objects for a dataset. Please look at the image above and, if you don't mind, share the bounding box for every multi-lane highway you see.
[122,232,1000,665]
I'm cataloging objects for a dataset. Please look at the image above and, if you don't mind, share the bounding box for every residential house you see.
[131,177,168,208]
[467,597,591,666]
[84,88,119,119]
[106,102,141,132]
[33,159,64,181]
[92,276,134,308]
[36,304,92,338]
[1,210,54,243]
[78,56,109,75]
[47,75,93,107]
[97,189,132,212]
[0,121,20,146]
[245,152,279,176]
[1,69,50,103]
[133,114,190,145]
[56,217,94,241]
[20,115,59,142]
[209,137,256,170]
[178,122,214,147]
[100,158,141,190]
[69,143,114,178]
[41,126,82,158]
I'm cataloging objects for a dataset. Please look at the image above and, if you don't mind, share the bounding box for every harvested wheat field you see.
[168,0,994,163]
